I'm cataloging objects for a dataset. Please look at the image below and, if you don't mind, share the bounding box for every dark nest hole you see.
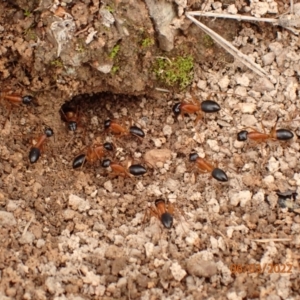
[58,92,158,218]
[58,91,151,154]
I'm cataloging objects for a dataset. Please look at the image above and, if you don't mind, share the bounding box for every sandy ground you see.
[0,0,300,299]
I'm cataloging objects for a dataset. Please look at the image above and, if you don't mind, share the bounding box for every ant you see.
[0,91,33,106]
[172,94,220,123]
[189,152,228,182]
[237,117,294,143]
[29,128,54,164]
[104,119,145,140]
[60,102,82,131]
[101,158,147,179]
[72,142,114,169]
[144,199,174,229]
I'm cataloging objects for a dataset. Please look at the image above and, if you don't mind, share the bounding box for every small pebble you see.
[186,254,217,278]
[0,211,16,226]
[68,194,90,212]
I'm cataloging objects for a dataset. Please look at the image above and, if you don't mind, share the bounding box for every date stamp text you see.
[230,263,293,274]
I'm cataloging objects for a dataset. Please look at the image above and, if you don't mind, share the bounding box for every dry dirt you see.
[0,0,300,300]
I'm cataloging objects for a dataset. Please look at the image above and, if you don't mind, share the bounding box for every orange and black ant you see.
[104,119,145,140]
[29,128,54,164]
[60,102,82,132]
[72,142,114,169]
[101,158,147,179]
[237,116,294,143]
[172,94,220,123]
[189,152,228,182]
[144,199,174,229]
[0,91,33,106]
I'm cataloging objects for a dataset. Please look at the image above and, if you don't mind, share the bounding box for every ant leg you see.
[269,116,280,138]
[195,112,205,125]
[64,133,76,150]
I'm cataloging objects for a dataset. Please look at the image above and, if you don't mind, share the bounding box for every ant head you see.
[172,103,181,116]
[44,128,54,137]
[237,130,248,141]
[22,95,33,105]
[104,119,111,130]
[102,159,111,168]
[155,199,165,207]
[189,152,199,162]
[103,142,114,151]
[68,121,77,131]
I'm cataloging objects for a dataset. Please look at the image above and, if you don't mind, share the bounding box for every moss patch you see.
[153,55,194,89]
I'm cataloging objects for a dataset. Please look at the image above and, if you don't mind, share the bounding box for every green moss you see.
[24,28,37,41]
[202,34,214,48]
[141,38,154,48]
[75,40,86,53]
[105,5,114,13]
[109,45,120,59]
[111,65,119,74]
[24,9,31,17]
[50,59,64,68]
[153,56,194,89]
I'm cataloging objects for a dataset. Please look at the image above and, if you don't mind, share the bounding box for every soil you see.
[0,0,300,299]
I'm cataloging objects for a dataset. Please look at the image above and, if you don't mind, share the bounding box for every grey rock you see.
[144,0,176,51]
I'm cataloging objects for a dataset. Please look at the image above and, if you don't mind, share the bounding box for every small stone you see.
[36,239,46,248]
[6,200,19,212]
[97,63,113,74]
[236,74,250,87]
[144,242,154,258]
[197,79,207,90]
[227,4,237,14]
[241,114,257,127]
[154,259,165,267]
[212,2,222,10]
[268,157,279,173]
[186,254,217,277]
[251,2,268,17]
[165,178,179,192]
[104,181,113,192]
[238,103,256,114]
[262,52,275,66]
[252,78,274,92]
[93,222,106,233]
[230,190,252,207]
[152,138,162,147]
[68,194,90,212]
[268,1,278,14]
[19,231,35,245]
[63,209,76,220]
[218,75,230,90]
[0,211,16,226]
[234,86,247,97]
[117,277,127,288]
[105,245,124,259]
[111,257,127,275]
[170,262,187,281]
[269,42,283,56]
[207,139,219,152]
[263,175,274,185]
[163,125,172,136]
[144,149,171,166]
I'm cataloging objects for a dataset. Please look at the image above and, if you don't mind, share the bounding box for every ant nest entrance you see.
[59,92,154,187]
